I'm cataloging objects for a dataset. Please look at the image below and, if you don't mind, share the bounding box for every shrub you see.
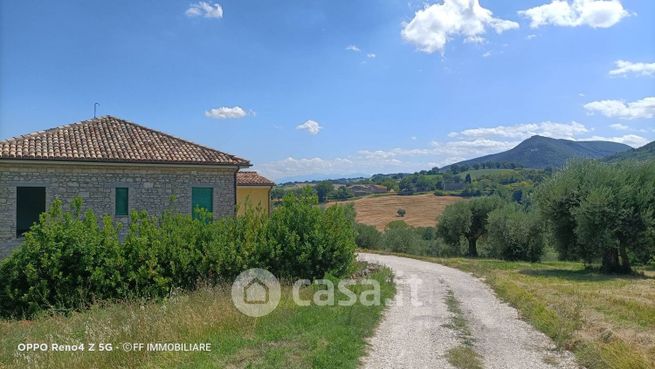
[0,190,356,318]
[382,221,420,254]
[397,208,406,217]
[355,223,382,249]
[0,198,125,317]
[486,205,544,262]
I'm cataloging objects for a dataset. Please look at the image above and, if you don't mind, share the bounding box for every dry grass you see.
[329,194,464,230]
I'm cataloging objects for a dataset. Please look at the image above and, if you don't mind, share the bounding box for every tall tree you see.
[314,181,334,203]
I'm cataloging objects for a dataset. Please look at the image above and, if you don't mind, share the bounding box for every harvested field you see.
[329,193,464,230]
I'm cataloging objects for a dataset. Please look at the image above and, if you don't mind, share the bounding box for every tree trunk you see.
[467,237,478,257]
[618,244,632,274]
[601,248,620,273]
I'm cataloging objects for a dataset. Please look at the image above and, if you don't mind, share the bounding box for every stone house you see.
[0,116,253,257]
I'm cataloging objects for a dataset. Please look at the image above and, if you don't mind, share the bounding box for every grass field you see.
[329,193,464,230]
[0,265,394,369]
[366,251,655,369]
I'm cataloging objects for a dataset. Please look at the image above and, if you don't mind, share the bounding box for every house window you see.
[192,187,213,219]
[16,187,46,237]
[115,187,129,216]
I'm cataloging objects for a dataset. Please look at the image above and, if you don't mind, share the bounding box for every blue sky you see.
[1,0,654,181]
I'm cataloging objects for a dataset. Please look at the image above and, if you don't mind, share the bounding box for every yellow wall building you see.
[236,171,274,215]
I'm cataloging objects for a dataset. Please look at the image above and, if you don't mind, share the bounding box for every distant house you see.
[0,116,251,256]
[236,171,274,215]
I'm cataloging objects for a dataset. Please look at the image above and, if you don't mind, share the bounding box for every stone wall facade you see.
[0,161,238,257]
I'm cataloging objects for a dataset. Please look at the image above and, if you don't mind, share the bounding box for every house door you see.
[16,187,46,237]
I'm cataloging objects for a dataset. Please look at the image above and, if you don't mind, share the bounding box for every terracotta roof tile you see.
[237,171,274,186]
[0,116,250,166]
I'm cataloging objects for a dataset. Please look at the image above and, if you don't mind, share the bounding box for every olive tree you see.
[537,160,655,273]
[437,197,503,257]
[487,204,544,262]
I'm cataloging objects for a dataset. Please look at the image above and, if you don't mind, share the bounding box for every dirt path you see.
[358,253,580,369]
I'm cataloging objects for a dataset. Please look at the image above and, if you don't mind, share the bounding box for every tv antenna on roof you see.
[93,102,100,118]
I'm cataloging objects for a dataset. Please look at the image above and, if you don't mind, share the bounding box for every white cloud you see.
[610,123,628,130]
[584,97,655,119]
[519,0,628,29]
[401,0,519,54]
[583,134,649,147]
[367,53,377,59]
[345,45,361,52]
[526,34,537,40]
[609,60,655,77]
[482,51,492,58]
[255,120,654,180]
[186,2,223,18]
[296,120,323,135]
[448,121,589,140]
[205,106,248,119]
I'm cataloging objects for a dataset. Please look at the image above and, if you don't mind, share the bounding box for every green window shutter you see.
[115,187,128,216]
[192,187,213,219]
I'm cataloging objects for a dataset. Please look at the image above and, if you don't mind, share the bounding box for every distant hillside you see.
[603,141,655,163]
[445,135,632,169]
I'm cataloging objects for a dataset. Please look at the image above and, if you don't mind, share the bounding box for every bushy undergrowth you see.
[0,190,356,319]
[486,204,544,262]
[356,221,460,257]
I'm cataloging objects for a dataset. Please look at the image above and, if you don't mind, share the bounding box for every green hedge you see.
[0,190,356,319]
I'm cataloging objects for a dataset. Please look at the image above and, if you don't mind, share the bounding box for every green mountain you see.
[603,141,655,163]
[446,135,632,169]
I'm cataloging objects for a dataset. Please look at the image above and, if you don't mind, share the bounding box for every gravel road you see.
[359,253,580,369]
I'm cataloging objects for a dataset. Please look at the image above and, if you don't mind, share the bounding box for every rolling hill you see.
[445,135,632,169]
[603,141,655,163]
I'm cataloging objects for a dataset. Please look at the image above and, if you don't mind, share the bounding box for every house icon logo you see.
[244,279,269,304]
[231,268,281,317]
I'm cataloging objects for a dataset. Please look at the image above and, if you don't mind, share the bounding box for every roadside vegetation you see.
[0,189,398,369]
[0,189,356,319]
[0,263,395,369]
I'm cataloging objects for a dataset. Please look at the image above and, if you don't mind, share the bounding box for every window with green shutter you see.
[115,187,128,216]
[192,187,213,219]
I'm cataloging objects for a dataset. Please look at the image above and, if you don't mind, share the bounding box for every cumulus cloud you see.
[609,60,655,77]
[186,2,223,18]
[401,0,519,54]
[367,53,377,59]
[448,121,589,140]
[519,0,628,28]
[296,120,323,135]
[205,106,248,119]
[345,45,361,52]
[610,123,628,130]
[584,97,655,119]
